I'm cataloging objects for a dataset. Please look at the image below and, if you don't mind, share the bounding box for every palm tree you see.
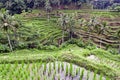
[68,13,76,39]
[97,22,108,48]
[86,17,96,40]
[58,13,68,43]
[0,12,20,51]
[45,0,52,22]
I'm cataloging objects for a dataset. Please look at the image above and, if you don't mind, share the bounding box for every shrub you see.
[59,42,69,49]
[86,45,97,50]
[42,45,57,50]
[107,48,119,55]
[114,6,120,12]
[0,44,10,53]
[111,3,120,12]
[15,42,28,50]
[37,44,44,50]
[68,38,85,48]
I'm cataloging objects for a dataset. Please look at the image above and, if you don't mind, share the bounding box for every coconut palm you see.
[45,0,52,22]
[86,17,97,40]
[97,22,108,48]
[0,12,20,51]
[58,13,68,43]
[68,13,76,39]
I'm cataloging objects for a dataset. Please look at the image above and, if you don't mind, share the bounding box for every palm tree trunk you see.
[6,32,13,51]
[69,28,72,39]
[58,1,60,9]
[119,43,120,54]
[62,30,64,43]
[70,31,72,39]
[75,0,77,6]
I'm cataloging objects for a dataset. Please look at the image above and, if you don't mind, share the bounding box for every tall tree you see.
[0,12,20,51]
[45,0,52,22]
[97,22,108,48]
[5,0,25,15]
[86,17,97,40]
[34,0,45,8]
[68,13,76,39]
[58,13,68,43]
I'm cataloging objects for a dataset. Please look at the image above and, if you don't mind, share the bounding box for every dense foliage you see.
[0,0,120,14]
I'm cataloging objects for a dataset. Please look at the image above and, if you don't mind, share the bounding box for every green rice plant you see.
[37,76,40,80]
[53,71,56,79]
[33,68,37,76]
[106,76,110,80]
[52,76,54,80]
[27,67,30,74]
[44,76,46,80]
[26,63,30,70]
[99,73,103,80]
[93,70,97,80]
[80,69,84,80]
[66,64,69,76]
[49,63,52,73]
[9,75,13,80]
[43,63,46,74]
[32,63,36,71]
[58,62,60,72]
[22,61,24,68]
[25,72,28,80]
[16,71,19,79]
[38,61,42,68]
[53,62,56,70]
[76,68,79,75]
[31,76,34,80]
[87,70,90,80]
[48,63,51,76]
[61,62,64,71]
[70,63,73,76]
[7,63,11,70]
[58,75,60,80]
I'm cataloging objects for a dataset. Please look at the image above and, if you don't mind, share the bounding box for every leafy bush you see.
[85,40,97,50]
[68,38,85,48]
[107,48,119,55]
[37,43,58,50]
[114,6,120,12]
[86,45,97,50]
[111,3,120,12]
[37,44,44,50]
[91,49,109,54]
[15,42,28,50]
[42,45,57,50]
[59,41,70,49]
[0,44,10,53]
[0,3,3,9]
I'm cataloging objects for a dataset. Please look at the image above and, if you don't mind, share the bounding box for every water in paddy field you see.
[39,61,106,80]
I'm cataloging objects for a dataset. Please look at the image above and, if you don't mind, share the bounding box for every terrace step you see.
[75,29,119,44]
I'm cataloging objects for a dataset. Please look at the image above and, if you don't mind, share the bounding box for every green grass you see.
[0,44,120,80]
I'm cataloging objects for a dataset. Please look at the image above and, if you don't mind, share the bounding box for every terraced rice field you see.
[17,17,63,46]
[74,11,120,49]
[0,61,109,80]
